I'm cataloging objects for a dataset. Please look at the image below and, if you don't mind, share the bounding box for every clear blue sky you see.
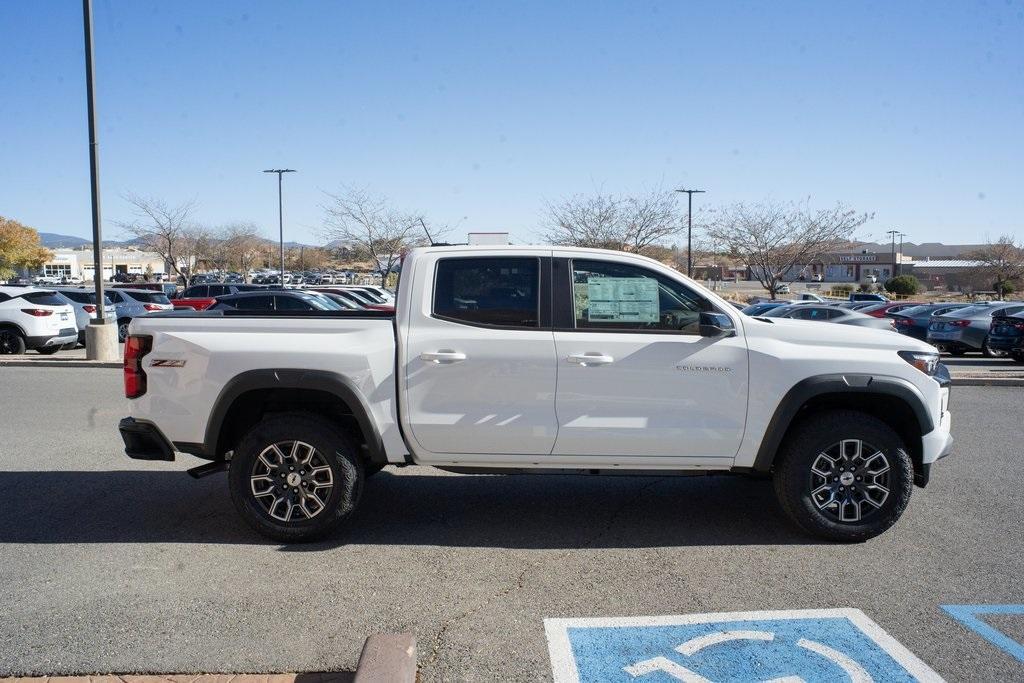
[1,0,1021,247]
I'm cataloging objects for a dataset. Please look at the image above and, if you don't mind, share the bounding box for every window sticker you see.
[586,277,659,323]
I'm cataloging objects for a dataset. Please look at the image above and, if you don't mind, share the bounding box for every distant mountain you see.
[39,233,91,248]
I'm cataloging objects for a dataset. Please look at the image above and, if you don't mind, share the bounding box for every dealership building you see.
[40,248,167,281]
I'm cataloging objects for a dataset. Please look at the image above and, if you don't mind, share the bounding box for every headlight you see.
[899,350,939,376]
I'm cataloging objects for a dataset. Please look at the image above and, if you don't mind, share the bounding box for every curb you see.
[0,360,121,369]
[354,633,417,683]
[951,377,1024,387]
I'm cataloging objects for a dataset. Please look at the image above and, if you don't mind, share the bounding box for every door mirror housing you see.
[699,311,736,338]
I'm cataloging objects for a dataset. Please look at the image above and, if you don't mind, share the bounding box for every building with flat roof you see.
[41,248,166,281]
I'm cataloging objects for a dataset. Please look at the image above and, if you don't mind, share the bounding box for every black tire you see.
[36,346,61,355]
[949,348,967,357]
[773,410,913,542]
[982,336,1006,358]
[228,413,364,542]
[0,328,26,355]
[1011,351,1024,364]
[117,319,131,343]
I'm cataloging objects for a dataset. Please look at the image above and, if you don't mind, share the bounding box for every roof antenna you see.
[421,218,453,247]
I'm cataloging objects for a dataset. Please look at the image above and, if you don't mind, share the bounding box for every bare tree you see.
[968,235,1024,300]
[706,200,872,299]
[118,194,210,287]
[322,186,435,279]
[218,223,265,281]
[542,188,682,254]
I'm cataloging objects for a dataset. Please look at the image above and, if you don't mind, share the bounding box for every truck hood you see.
[742,315,937,354]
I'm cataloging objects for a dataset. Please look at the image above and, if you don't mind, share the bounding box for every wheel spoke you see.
[253,441,334,523]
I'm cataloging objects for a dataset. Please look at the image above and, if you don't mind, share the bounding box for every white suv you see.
[0,286,78,354]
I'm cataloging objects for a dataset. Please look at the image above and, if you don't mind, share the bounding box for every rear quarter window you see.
[20,291,66,306]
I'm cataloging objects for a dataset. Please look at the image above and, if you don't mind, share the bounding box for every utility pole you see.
[897,232,907,277]
[82,0,117,360]
[887,229,899,282]
[675,188,705,278]
[263,169,296,283]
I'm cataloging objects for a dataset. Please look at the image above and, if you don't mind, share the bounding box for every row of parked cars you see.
[167,284,395,312]
[739,296,1024,362]
[0,284,175,354]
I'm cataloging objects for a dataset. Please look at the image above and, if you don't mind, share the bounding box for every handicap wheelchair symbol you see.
[545,608,943,682]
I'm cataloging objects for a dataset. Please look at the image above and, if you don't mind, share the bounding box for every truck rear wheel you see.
[772,410,913,542]
[228,413,364,542]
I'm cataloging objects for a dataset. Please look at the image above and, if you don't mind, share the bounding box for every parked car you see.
[0,286,78,354]
[986,311,1024,363]
[106,289,175,342]
[113,282,179,298]
[52,288,117,345]
[207,290,346,312]
[835,301,879,311]
[120,245,952,544]
[740,301,789,316]
[311,287,393,311]
[849,293,888,302]
[171,283,268,310]
[856,301,925,318]
[887,303,971,341]
[927,301,1024,356]
[771,283,791,295]
[761,304,895,330]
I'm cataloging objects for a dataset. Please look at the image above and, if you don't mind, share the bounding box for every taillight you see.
[1014,322,1024,331]
[21,308,53,317]
[894,318,912,326]
[83,304,97,313]
[950,320,971,327]
[143,303,162,311]
[124,335,153,398]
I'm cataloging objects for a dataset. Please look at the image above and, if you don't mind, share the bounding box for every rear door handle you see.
[420,350,467,364]
[567,352,614,366]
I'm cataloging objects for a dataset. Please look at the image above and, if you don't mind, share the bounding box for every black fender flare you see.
[185,368,387,465]
[748,373,934,474]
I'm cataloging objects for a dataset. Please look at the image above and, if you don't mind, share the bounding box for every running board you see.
[187,460,229,479]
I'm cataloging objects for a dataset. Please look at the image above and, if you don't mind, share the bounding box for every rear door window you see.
[274,295,316,311]
[433,257,540,328]
[21,291,66,306]
[233,295,274,310]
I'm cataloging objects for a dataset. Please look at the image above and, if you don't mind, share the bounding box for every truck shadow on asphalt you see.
[0,469,820,548]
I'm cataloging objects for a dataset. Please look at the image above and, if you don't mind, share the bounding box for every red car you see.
[859,301,925,318]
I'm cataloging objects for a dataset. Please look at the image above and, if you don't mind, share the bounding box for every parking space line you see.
[941,604,1024,663]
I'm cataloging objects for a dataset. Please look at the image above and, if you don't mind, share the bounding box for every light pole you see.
[897,232,907,277]
[81,0,117,360]
[263,169,295,283]
[675,188,705,278]
[886,229,899,282]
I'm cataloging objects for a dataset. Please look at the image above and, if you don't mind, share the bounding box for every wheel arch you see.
[187,369,386,466]
[749,374,933,481]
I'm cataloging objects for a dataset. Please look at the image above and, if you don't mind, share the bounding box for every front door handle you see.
[567,352,614,366]
[420,350,467,364]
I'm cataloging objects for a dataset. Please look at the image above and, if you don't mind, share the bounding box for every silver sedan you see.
[760,304,896,330]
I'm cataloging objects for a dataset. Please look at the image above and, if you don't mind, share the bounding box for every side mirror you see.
[699,311,735,338]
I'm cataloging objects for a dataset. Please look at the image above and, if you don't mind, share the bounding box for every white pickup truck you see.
[119,246,953,542]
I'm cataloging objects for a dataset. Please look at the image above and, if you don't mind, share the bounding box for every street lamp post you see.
[886,229,899,282]
[897,232,907,277]
[675,188,705,278]
[263,169,296,283]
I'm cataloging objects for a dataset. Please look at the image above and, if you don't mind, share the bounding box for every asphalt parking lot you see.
[0,367,1022,681]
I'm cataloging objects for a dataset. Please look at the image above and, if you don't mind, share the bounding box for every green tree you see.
[884,274,922,295]
[0,216,52,280]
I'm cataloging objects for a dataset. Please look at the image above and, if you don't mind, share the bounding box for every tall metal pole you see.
[887,229,898,282]
[898,232,906,277]
[675,188,705,278]
[83,0,106,321]
[264,169,295,284]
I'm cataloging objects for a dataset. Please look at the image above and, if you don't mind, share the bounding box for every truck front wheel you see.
[772,410,913,542]
[228,413,364,542]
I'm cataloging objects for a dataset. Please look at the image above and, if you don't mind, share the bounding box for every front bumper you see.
[119,417,175,461]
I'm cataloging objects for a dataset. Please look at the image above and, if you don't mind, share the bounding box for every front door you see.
[402,254,558,456]
[551,255,748,461]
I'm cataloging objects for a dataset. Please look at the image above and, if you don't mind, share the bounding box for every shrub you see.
[994,280,1016,296]
[884,274,922,296]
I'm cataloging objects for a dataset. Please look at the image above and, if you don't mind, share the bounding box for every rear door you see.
[402,252,558,457]
[550,254,748,462]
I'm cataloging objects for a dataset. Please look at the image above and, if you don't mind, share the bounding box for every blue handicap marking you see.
[545,608,943,682]
[942,604,1024,663]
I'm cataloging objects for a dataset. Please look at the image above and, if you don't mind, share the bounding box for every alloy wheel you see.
[809,439,890,523]
[0,331,19,354]
[249,440,334,522]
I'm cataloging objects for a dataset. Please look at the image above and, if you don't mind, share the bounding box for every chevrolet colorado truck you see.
[119,246,953,542]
